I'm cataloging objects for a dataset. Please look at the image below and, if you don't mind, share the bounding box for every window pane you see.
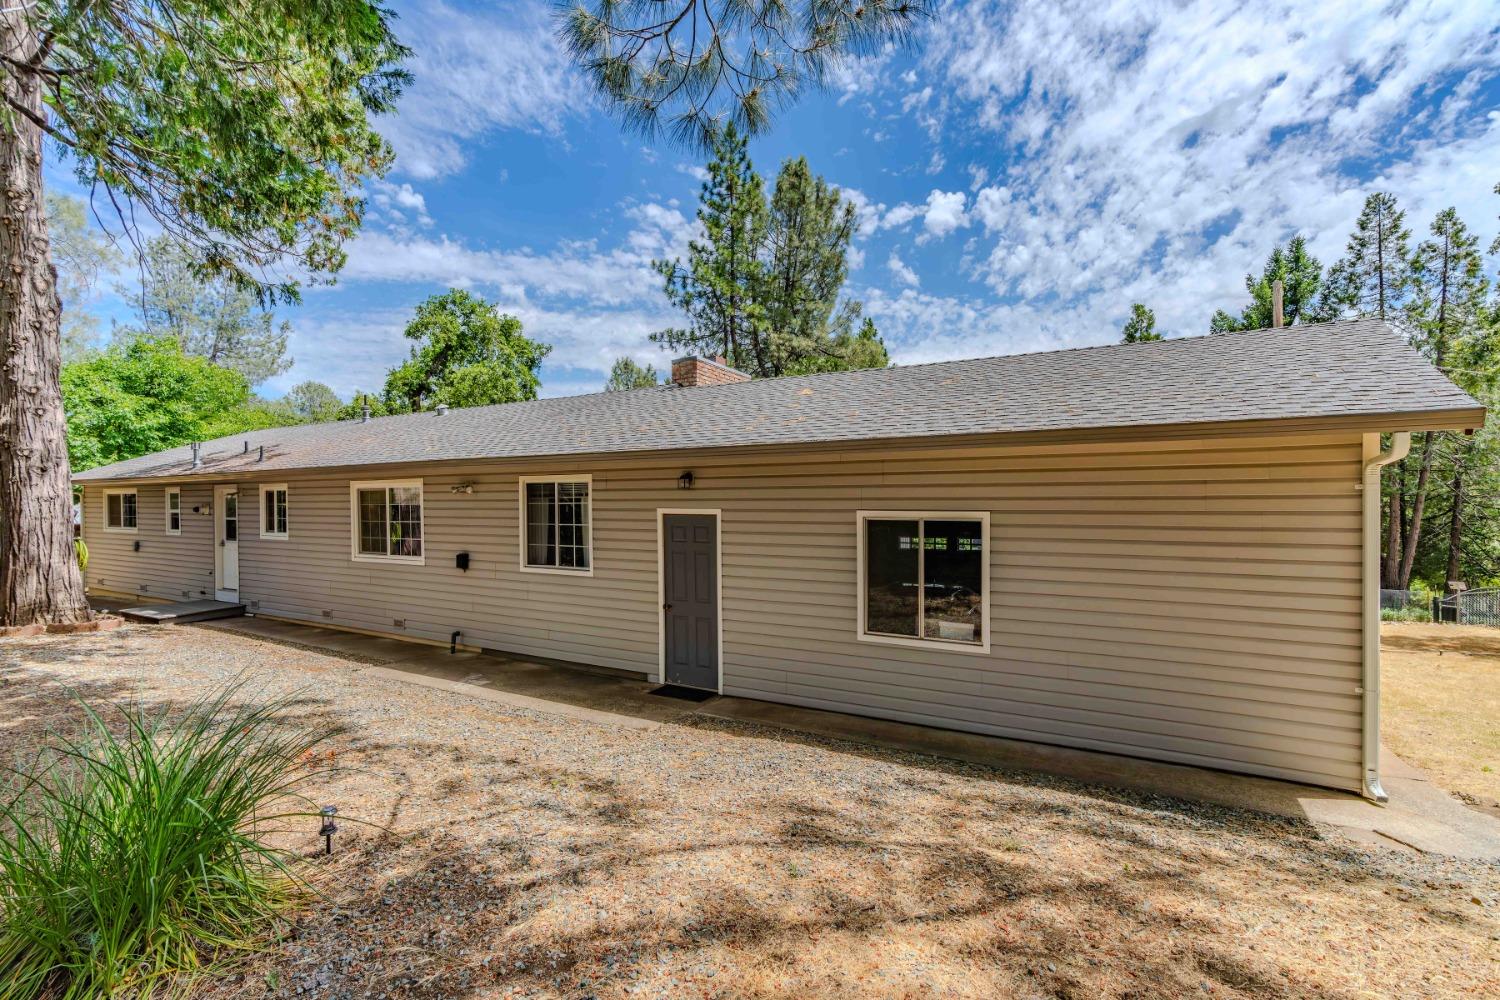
[223,494,237,541]
[265,489,288,534]
[525,481,556,566]
[122,493,136,528]
[922,520,983,644]
[558,481,589,569]
[389,486,422,557]
[357,488,387,555]
[107,493,122,527]
[865,519,919,637]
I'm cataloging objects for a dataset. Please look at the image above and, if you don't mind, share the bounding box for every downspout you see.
[1360,431,1410,803]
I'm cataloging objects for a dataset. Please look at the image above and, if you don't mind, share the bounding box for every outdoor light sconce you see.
[132,540,141,552]
[677,471,694,490]
[455,551,470,572]
[319,805,338,856]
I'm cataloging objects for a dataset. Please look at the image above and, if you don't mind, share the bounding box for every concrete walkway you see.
[199,614,1500,860]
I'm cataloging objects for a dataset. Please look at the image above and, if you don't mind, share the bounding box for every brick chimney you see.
[671,355,750,387]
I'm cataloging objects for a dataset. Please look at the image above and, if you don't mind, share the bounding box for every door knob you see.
[663,603,672,612]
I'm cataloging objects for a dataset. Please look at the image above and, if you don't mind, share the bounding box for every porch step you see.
[118,600,246,625]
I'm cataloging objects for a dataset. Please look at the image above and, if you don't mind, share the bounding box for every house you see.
[73,319,1483,798]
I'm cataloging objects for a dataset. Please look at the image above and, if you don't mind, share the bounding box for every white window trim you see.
[517,474,594,577]
[259,483,290,540]
[164,487,181,535]
[855,510,991,655]
[349,479,425,565]
[102,488,138,534]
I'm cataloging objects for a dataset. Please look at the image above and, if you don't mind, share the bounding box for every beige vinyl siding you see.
[81,483,217,601]
[81,430,1367,791]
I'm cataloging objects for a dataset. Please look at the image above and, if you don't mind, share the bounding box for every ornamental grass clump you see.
[0,682,333,999]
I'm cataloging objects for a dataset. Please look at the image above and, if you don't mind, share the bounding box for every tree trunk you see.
[1382,482,1403,590]
[1398,430,1440,589]
[1444,440,1471,591]
[0,13,91,626]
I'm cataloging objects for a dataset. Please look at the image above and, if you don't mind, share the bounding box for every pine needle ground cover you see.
[0,681,332,998]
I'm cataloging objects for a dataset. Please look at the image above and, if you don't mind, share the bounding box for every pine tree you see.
[1210,236,1328,331]
[653,134,888,378]
[653,123,768,373]
[761,157,864,374]
[1390,207,1490,589]
[1322,193,1412,322]
[1121,304,1161,342]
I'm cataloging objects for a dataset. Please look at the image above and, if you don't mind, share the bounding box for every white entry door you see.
[215,485,240,600]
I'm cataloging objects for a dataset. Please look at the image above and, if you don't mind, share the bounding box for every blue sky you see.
[50,0,1500,401]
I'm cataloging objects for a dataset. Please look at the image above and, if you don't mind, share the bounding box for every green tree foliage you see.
[285,380,345,421]
[47,195,122,362]
[382,290,551,412]
[1322,193,1412,321]
[114,237,293,386]
[559,1,931,149]
[1210,236,1329,331]
[605,358,660,391]
[761,157,868,372]
[653,130,889,377]
[29,2,408,301]
[60,336,248,473]
[334,392,395,422]
[1121,304,1161,343]
[202,397,305,439]
[0,0,406,626]
[782,316,890,375]
[654,123,768,372]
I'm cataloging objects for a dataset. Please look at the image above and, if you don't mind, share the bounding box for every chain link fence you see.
[1446,588,1500,627]
[1380,589,1434,622]
[1381,588,1500,626]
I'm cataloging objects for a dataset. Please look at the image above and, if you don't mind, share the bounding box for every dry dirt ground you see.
[1382,622,1500,811]
[2,625,1498,1000]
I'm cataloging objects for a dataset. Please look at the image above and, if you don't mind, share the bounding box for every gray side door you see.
[663,514,718,690]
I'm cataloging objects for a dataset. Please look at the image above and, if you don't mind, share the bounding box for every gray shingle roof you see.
[74,319,1483,482]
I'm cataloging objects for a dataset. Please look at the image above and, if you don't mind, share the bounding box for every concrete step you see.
[118,600,245,624]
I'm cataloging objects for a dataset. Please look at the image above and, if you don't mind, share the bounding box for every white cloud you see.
[900,0,1500,343]
[370,180,433,228]
[377,1,584,179]
[341,201,693,307]
[887,251,920,288]
[973,185,1012,233]
[920,190,968,241]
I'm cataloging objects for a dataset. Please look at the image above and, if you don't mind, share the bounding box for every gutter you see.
[1360,431,1410,802]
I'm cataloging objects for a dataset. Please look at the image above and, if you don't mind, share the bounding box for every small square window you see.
[104,490,137,532]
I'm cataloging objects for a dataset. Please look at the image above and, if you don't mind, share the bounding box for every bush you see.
[0,682,333,998]
[1381,606,1432,622]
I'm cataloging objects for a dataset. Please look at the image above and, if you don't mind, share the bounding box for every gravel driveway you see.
[3,625,1498,999]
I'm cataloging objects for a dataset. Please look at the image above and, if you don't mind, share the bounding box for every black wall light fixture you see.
[132,540,141,552]
[677,471,694,490]
[455,551,470,571]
